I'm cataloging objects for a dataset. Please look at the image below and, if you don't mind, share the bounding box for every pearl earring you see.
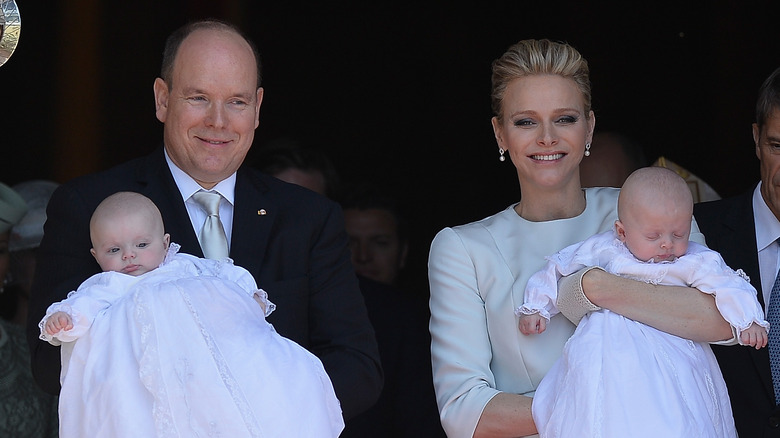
[499,148,506,162]
[584,143,591,157]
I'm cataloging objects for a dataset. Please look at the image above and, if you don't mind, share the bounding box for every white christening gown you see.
[40,244,344,438]
[518,231,767,438]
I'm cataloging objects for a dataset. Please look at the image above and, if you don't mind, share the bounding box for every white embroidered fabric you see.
[39,243,343,437]
[517,231,759,437]
[519,231,768,338]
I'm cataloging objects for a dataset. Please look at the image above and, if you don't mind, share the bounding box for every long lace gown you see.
[39,244,344,438]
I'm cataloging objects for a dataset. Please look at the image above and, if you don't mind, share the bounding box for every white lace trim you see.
[176,284,265,437]
[135,286,177,436]
[514,305,551,321]
[254,288,276,317]
[137,280,266,437]
[162,242,182,265]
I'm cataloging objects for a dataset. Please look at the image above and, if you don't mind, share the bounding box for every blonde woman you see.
[427,39,735,438]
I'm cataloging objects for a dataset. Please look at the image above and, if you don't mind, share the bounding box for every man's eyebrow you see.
[179,88,256,102]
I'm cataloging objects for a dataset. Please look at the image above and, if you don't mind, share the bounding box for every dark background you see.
[4,1,780,284]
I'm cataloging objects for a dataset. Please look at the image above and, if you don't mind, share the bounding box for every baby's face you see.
[617,207,691,263]
[90,212,169,276]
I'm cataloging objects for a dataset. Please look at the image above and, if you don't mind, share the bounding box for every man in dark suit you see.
[694,66,780,436]
[26,19,382,420]
[338,184,445,437]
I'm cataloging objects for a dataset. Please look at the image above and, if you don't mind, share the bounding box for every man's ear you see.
[153,78,170,123]
[254,87,264,129]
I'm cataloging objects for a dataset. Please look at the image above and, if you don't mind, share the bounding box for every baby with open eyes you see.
[40,191,344,438]
[516,166,766,438]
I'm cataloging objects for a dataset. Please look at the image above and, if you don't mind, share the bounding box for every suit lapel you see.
[718,193,763,306]
[134,148,203,257]
[714,192,774,397]
[230,169,276,279]
[130,151,278,269]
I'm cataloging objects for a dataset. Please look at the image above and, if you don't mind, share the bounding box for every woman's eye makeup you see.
[556,115,578,124]
[512,115,578,127]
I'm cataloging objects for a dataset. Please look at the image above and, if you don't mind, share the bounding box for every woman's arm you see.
[429,228,539,438]
[580,268,734,343]
[474,393,536,438]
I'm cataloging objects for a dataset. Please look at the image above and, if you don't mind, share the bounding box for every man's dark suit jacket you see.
[26,147,382,420]
[340,276,445,437]
[695,188,780,436]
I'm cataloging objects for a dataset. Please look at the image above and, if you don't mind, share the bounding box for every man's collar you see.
[753,181,780,251]
[163,148,236,205]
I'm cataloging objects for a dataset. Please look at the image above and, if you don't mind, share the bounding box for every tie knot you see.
[193,191,221,216]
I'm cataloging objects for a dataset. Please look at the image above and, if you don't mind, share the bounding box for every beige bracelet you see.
[556,266,604,325]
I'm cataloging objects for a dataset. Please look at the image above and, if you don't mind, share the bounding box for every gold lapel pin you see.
[258,209,267,216]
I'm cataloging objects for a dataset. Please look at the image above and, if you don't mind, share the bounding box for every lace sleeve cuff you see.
[514,305,551,321]
[253,288,276,317]
[711,325,739,346]
[38,304,90,345]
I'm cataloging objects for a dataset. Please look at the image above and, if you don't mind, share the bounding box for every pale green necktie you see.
[192,191,229,259]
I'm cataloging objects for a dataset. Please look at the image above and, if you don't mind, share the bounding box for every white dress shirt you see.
[753,182,780,314]
[164,149,236,248]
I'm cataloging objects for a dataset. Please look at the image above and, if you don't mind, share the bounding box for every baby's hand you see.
[45,311,73,335]
[519,314,547,335]
[252,292,267,314]
[740,322,768,349]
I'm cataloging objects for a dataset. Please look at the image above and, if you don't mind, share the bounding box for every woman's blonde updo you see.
[490,39,592,122]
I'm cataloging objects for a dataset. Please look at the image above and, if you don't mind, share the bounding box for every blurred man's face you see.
[344,208,407,285]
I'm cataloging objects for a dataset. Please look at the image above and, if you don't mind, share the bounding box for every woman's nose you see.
[538,123,558,146]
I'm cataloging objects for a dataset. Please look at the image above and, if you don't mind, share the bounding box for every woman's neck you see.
[514,186,586,222]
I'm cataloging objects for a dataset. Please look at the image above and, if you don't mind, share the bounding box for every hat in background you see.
[652,157,721,203]
[9,180,59,251]
[0,182,27,235]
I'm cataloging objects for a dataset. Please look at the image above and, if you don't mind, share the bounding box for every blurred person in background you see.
[339,182,445,437]
[1,180,59,437]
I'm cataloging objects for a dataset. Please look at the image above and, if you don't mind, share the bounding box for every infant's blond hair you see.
[618,167,693,225]
[89,192,166,248]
